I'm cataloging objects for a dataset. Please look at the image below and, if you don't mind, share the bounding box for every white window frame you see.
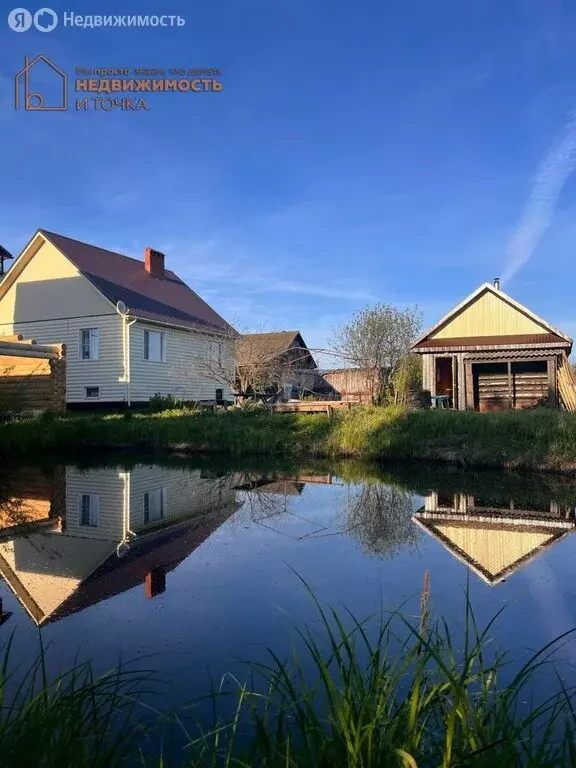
[79,493,100,528]
[79,328,99,360]
[143,487,166,524]
[144,330,166,362]
[84,386,100,399]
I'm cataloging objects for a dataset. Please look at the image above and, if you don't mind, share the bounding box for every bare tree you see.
[331,304,422,403]
[196,329,313,402]
[234,335,300,400]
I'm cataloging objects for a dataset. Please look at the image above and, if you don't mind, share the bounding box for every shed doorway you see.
[435,357,454,407]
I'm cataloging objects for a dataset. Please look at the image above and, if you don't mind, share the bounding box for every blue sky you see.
[3,0,576,359]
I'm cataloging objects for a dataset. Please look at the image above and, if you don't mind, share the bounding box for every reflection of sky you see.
[520,547,576,666]
[1,466,576,719]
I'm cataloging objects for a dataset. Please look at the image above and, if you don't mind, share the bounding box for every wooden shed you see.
[411,280,575,411]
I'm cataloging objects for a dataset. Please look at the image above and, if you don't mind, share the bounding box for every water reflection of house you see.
[414,491,576,584]
[0,466,239,626]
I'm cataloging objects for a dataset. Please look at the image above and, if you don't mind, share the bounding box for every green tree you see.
[331,303,422,403]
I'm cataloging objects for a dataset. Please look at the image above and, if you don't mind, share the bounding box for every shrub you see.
[148,393,181,413]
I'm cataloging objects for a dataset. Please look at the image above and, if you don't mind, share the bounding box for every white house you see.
[0,229,236,405]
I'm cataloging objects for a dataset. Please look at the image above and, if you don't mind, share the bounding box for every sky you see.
[2,0,576,361]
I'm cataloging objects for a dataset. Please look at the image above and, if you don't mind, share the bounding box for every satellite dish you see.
[116,300,128,315]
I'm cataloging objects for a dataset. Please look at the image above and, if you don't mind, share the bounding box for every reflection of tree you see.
[342,484,420,557]
[237,485,293,525]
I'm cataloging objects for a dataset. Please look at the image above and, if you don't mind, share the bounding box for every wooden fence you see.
[0,336,66,413]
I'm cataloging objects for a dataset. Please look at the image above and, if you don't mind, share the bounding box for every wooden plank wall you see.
[321,369,376,403]
[476,364,548,411]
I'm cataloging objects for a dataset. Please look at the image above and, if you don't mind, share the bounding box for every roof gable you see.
[414,515,570,584]
[237,331,317,367]
[0,234,117,322]
[412,283,572,349]
[2,230,236,335]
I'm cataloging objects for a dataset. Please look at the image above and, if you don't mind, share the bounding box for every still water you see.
[1,457,576,715]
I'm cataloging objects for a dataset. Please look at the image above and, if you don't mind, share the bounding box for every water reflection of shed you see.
[414,491,575,584]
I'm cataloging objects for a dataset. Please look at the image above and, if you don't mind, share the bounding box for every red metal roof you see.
[40,230,236,335]
[414,333,569,349]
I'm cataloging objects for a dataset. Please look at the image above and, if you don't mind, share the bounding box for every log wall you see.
[0,342,66,413]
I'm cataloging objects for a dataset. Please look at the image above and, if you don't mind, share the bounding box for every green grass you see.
[3,587,576,766]
[3,405,576,472]
[179,581,576,767]
[0,636,151,767]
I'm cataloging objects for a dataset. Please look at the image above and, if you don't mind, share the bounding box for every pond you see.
[2,456,576,729]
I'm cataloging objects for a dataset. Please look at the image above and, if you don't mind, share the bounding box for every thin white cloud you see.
[503,112,576,283]
[172,239,375,302]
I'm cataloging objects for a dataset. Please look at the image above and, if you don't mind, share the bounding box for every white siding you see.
[128,465,237,532]
[0,315,125,403]
[65,467,126,541]
[130,321,234,402]
[64,465,238,541]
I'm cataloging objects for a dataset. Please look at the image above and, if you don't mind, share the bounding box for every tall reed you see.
[179,579,576,767]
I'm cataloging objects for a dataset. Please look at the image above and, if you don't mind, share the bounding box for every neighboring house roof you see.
[412,282,573,350]
[7,230,236,335]
[259,480,305,496]
[0,245,14,261]
[237,331,317,367]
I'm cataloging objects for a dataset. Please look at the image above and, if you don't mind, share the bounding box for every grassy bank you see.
[2,406,576,473]
[3,589,576,766]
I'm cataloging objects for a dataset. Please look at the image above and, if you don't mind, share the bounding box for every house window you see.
[80,494,100,527]
[144,488,165,524]
[80,328,99,360]
[206,341,222,367]
[216,388,224,404]
[85,386,99,399]
[144,330,165,362]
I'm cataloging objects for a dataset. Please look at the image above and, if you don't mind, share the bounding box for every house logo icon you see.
[15,54,67,111]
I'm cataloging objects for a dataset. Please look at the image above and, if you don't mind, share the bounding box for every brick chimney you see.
[144,247,165,279]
